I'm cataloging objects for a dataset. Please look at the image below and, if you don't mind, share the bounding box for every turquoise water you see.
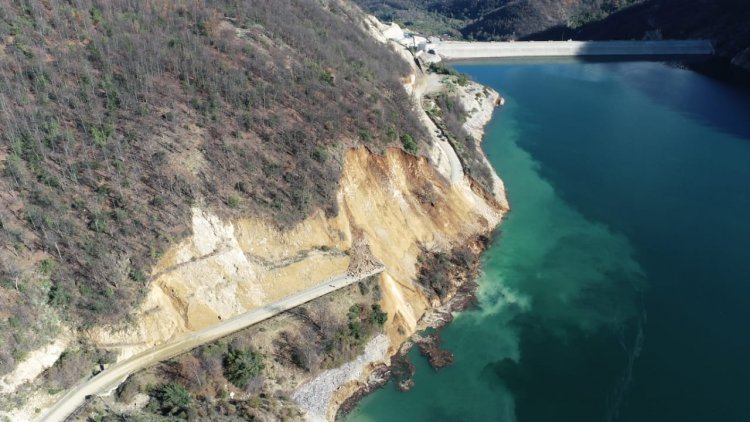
[346,60,750,421]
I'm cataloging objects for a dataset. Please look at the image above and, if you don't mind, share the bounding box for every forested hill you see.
[527,0,750,75]
[352,0,641,38]
[0,0,426,374]
[456,0,641,40]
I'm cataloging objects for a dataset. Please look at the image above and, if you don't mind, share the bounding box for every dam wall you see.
[428,40,714,60]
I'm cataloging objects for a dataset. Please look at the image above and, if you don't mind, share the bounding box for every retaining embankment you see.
[429,40,714,60]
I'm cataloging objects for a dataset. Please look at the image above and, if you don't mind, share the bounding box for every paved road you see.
[37,266,385,422]
[429,40,714,60]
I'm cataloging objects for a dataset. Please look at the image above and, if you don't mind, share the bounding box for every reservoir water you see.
[346,60,750,421]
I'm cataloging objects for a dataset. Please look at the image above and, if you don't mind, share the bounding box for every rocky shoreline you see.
[334,235,492,420]
[291,16,508,421]
[291,334,390,421]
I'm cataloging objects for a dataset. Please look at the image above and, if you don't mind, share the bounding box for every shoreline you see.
[295,16,510,421]
[334,239,490,420]
[14,15,509,422]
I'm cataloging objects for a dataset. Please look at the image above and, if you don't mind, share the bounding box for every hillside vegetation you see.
[0,0,427,374]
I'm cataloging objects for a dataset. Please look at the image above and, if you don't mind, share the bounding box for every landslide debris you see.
[0,0,428,373]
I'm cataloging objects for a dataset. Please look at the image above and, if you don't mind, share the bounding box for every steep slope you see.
[60,51,507,422]
[0,0,427,375]
[0,1,509,419]
[85,146,503,361]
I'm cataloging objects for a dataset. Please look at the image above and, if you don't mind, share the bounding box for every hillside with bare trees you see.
[0,0,428,375]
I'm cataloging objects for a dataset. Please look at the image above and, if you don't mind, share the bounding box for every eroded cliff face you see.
[81,17,508,421]
[340,148,504,345]
[87,147,505,364]
[1,6,508,420]
[75,14,507,422]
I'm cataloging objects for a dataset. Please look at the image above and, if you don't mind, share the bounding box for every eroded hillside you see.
[0,0,428,374]
[85,145,503,360]
[63,97,506,421]
[0,1,510,420]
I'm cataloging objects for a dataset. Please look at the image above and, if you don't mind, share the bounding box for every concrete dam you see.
[427,40,714,60]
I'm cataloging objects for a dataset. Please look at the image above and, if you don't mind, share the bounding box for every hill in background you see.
[352,0,641,38]
[527,0,750,76]
[355,0,750,77]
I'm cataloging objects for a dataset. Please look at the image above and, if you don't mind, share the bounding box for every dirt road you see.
[37,266,385,422]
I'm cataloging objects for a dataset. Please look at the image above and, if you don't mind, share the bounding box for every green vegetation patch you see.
[147,383,192,419]
[223,347,265,390]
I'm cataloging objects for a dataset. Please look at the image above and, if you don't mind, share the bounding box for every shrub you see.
[88,212,109,233]
[428,62,458,76]
[311,147,329,162]
[48,282,71,308]
[370,304,388,326]
[45,348,96,390]
[418,252,453,298]
[128,268,146,283]
[386,127,398,142]
[149,383,192,418]
[282,328,322,372]
[359,128,372,143]
[223,347,264,390]
[227,196,241,209]
[320,70,334,85]
[90,126,110,147]
[401,133,419,154]
[39,259,56,275]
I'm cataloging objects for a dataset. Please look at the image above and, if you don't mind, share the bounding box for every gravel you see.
[291,334,390,421]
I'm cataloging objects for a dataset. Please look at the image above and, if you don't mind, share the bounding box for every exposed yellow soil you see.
[87,146,505,366]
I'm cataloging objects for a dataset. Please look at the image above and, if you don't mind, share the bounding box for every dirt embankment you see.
[3,141,505,421]
[297,18,509,420]
[54,141,502,422]
[3,13,509,421]
[82,143,503,360]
